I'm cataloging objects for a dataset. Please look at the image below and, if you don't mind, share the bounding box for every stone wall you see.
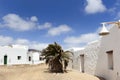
[69,40,100,75]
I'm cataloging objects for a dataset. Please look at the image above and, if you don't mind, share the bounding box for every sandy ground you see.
[0,64,101,80]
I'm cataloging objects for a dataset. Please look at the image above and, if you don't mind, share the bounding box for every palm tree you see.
[41,42,72,73]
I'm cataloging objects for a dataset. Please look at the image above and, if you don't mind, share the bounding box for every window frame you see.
[17,56,21,60]
[106,50,114,70]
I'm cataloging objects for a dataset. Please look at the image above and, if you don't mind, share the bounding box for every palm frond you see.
[41,42,72,73]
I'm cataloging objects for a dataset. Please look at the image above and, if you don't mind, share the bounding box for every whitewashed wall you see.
[71,49,84,71]
[0,45,28,65]
[95,25,120,80]
[83,41,100,75]
[69,40,100,75]
[68,48,84,70]
[27,50,45,64]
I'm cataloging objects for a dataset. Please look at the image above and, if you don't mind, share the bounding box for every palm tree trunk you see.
[51,58,63,73]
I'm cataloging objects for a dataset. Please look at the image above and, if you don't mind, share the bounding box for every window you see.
[106,50,114,70]
[29,56,31,61]
[39,57,44,61]
[17,56,21,60]
[39,57,42,60]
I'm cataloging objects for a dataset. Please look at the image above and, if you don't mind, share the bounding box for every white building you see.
[0,45,28,65]
[68,48,84,70]
[69,40,100,75]
[68,21,120,80]
[95,24,120,80]
[27,49,45,65]
[80,40,100,75]
[0,45,45,65]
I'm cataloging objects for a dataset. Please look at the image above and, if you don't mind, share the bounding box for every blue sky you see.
[0,0,120,50]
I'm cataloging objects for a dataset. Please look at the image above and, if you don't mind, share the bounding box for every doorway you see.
[80,54,84,73]
[4,55,7,65]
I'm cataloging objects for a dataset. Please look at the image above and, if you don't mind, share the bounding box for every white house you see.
[0,45,28,65]
[27,49,45,65]
[69,40,100,75]
[0,44,45,65]
[68,20,120,80]
[80,40,100,75]
[68,48,84,70]
[95,24,120,80]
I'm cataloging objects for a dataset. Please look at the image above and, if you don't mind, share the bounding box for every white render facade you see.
[69,23,120,80]
[0,45,45,65]
[69,40,100,75]
[80,40,100,75]
[0,45,28,65]
[95,25,120,80]
[27,49,45,65]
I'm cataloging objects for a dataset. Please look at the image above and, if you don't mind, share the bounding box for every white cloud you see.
[29,43,48,50]
[63,32,99,49]
[30,16,38,22]
[1,14,37,31]
[16,39,48,50]
[38,22,52,29]
[64,33,98,44]
[0,35,13,45]
[15,39,30,45]
[0,14,51,31]
[107,0,120,20]
[0,13,71,34]
[0,35,48,50]
[48,24,72,36]
[85,0,106,14]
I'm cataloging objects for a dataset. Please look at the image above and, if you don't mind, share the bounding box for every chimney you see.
[99,23,109,36]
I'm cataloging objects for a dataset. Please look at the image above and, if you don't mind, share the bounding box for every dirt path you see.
[0,64,100,80]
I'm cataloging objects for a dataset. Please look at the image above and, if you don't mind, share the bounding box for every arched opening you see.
[4,55,7,65]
